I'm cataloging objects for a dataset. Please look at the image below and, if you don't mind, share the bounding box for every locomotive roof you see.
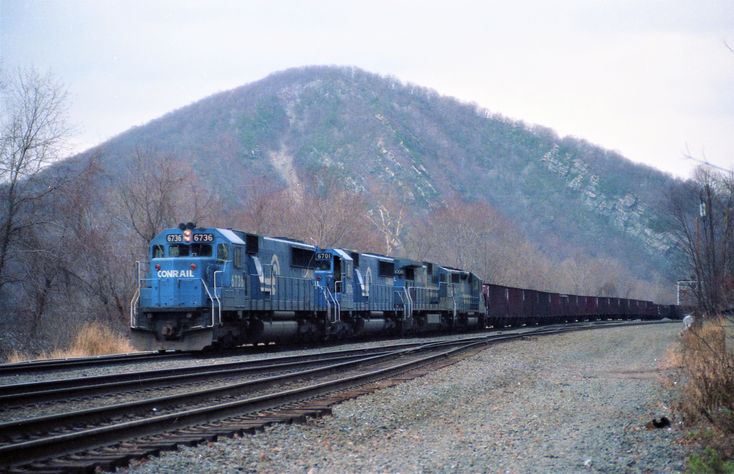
[263,236,316,250]
[217,228,246,245]
[333,248,353,261]
[395,258,424,268]
[440,265,468,273]
[361,252,394,262]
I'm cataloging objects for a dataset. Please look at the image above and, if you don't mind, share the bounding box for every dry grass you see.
[5,350,34,364]
[660,343,684,370]
[4,322,133,363]
[677,316,734,462]
[657,344,684,389]
[679,317,734,429]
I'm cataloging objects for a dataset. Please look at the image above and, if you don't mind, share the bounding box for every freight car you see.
[130,224,669,351]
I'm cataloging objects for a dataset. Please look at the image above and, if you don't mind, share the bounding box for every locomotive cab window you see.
[378,261,394,277]
[169,244,187,257]
[291,247,316,268]
[333,257,342,276]
[234,247,244,268]
[152,245,164,258]
[169,243,213,257]
[245,234,259,255]
[191,244,212,257]
[404,267,415,280]
[217,244,230,262]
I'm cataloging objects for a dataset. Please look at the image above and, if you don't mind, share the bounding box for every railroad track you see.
[0,318,670,378]
[0,351,193,376]
[0,340,379,376]
[0,334,482,378]
[0,342,443,407]
[0,319,676,472]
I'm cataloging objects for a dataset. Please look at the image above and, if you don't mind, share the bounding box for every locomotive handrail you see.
[129,261,147,328]
[393,287,411,321]
[129,288,140,328]
[445,283,457,322]
[395,290,406,313]
[316,281,337,323]
[199,278,218,328]
[327,285,340,323]
[321,283,331,318]
[212,270,223,326]
[269,264,275,295]
[403,286,413,320]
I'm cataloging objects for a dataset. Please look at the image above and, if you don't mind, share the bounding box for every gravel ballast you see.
[125,323,686,473]
[0,329,541,386]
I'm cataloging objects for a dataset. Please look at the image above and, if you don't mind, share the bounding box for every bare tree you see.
[230,179,293,236]
[59,158,136,325]
[401,197,666,300]
[403,199,524,280]
[0,68,68,291]
[366,189,408,254]
[295,171,381,250]
[113,147,215,248]
[669,165,734,315]
[242,167,383,251]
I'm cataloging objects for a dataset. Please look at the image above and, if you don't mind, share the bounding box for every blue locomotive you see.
[130,224,484,350]
[131,224,670,351]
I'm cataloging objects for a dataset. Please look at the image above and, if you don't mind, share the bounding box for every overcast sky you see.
[1,0,732,178]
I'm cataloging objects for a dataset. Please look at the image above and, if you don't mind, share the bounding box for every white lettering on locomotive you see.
[157,269,195,278]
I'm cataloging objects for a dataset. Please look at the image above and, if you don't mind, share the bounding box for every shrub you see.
[679,317,734,432]
[687,447,734,474]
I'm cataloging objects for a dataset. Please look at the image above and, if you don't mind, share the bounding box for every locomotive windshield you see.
[169,243,213,257]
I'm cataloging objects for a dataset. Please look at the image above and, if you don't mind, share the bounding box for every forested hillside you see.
[1,66,690,356]
[81,66,684,279]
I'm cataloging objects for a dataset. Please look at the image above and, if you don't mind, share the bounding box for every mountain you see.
[74,65,686,283]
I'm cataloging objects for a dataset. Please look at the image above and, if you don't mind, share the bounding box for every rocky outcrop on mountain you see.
[71,65,687,280]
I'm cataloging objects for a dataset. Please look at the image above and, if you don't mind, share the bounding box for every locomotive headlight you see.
[183,229,193,242]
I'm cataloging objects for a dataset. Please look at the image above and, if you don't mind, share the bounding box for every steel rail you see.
[0,344,435,404]
[0,318,672,377]
[0,320,676,469]
[0,338,497,468]
[0,320,672,405]
[0,337,495,444]
[0,352,397,406]
[0,351,193,376]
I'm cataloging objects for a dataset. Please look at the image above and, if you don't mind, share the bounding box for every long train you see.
[130,225,679,351]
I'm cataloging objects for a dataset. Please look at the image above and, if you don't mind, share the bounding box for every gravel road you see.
[124,323,686,473]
